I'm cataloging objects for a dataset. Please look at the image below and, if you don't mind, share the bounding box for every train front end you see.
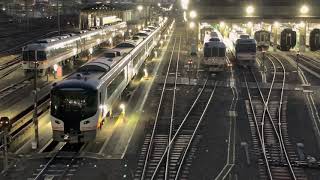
[50,81,100,143]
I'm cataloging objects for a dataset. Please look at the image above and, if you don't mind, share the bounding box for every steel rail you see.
[165,36,181,180]
[269,54,297,179]
[140,37,178,180]
[33,143,67,180]
[243,73,273,180]
[174,82,217,180]
[260,56,277,148]
[150,79,211,179]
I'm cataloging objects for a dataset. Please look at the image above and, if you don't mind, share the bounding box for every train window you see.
[107,70,125,97]
[236,43,256,53]
[105,52,117,58]
[37,51,47,61]
[51,88,98,120]
[133,49,145,67]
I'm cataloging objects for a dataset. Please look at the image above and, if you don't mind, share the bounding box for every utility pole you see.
[0,117,11,172]
[296,51,300,73]
[32,51,39,149]
[57,0,61,35]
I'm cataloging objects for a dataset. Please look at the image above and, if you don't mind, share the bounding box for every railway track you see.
[31,142,85,180]
[286,53,320,82]
[0,56,22,79]
[134,34,217,179]
[0,76,32,100]
[244,54,306,179]
[0,30,58,57]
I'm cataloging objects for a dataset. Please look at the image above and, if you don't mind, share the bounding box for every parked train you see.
[254,30,271,50]
[202,30,228,72]
[272,28,296,51]
[235,38,257,66]
[22,21,127,76]
[308,28,320,51]
[229,30,250,45]
[50,18,170,143]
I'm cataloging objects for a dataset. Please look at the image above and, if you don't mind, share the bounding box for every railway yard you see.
[1,2,320,180]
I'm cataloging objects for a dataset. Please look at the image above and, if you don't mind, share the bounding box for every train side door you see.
[128,53,134,79]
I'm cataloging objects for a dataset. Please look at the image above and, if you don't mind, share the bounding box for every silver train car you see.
[235,38,257,66]
[22,21,127,76]
[202,30,228,72]
[254,30,271,50]
[50,19,169,143]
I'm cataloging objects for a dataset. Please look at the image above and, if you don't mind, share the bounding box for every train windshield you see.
[236,43,256,53]
[51,88,97,120]
[22,51,47,61]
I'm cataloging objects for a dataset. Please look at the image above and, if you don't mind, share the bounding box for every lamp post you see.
[32,51,39,149]
[262,50,266,73]
[0,117,11,172]
[57,0,60,35]
[273,21,279,51]
[296,51,300,73]
[300,5,309,52]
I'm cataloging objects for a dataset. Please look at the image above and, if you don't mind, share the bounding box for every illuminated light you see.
[137,5,143,12]
[300,5,309,14]
[129,29,132,33]
[138,25,142,30]
[189,21,195,29]
[72,48,77,55]
[183,11,187,22]
[189,10,197,19]
[2,7,5,11]
[220,21,225,27]
[154,51,158,58]
[53,64,58,72]
[160,40,164,46]
[109,38,113,44]
[158,3,161,7]
[246,5,254,15]
[120,104,125,114]
[181,0,189,10]
[143,68,149,78]
[89,48,93,54]
[274,21,280,28]
[96,38,101,44]
[247,21,253,27]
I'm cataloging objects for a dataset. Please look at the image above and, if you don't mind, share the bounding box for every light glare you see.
[246,5,254,15]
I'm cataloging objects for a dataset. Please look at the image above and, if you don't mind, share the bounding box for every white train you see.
[235,38,257,66]
[202,30,228,72]
[22,21,127,76]
[50,18,170,143]
[254,30,271,50]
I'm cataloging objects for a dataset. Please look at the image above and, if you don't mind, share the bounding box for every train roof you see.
[115,40,138,48]
[23,22,126,51]
[135,31,150,37]
[255,30,270,33]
